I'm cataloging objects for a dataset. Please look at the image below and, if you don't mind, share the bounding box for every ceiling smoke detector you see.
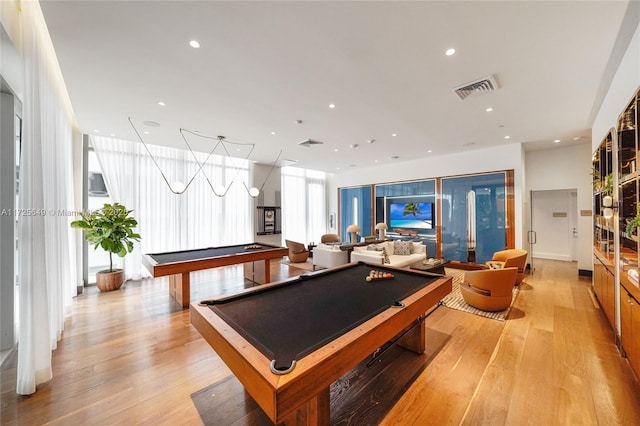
[298,138,324,148]
[452,74,499,100]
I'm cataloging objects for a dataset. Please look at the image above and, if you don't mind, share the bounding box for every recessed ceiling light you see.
[333,148,339,152]
[367,139,375,144]
[486,107,493,112]
[158,101,166,106]
[329,104,336,109]
[189,40,200,48]
[271,131,276,135]
[110,133,116,137]
[391,156,399,159]
[391,133,397,137]
[427,150,432,153]
[573,136,582,141]
[143,121,160,127]
[504,136,511,139]
[554,139,561,143]
[445,48,456,56]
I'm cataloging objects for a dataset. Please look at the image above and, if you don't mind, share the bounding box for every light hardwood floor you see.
[1,259,639,425]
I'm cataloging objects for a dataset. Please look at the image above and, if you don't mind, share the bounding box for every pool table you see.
[142,243,288,307]
[190,261,452,425]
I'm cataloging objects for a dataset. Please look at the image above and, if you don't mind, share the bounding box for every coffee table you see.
[410,259,450,275]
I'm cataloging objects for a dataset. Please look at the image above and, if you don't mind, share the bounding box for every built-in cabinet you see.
[593,87,640,379]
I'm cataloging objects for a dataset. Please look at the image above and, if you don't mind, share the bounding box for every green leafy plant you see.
[71,202,141,272]
[602,173,613,195]
[626,204,640,238]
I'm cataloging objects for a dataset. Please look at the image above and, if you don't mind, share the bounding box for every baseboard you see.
[578,269,592,277]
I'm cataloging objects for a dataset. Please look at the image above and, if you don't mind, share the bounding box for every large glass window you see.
[281,167,327,244]
[87,147,112,283]
[339,186,372,243]
[441,172,507,263]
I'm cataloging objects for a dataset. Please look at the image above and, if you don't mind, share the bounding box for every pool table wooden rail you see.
[190,263,452,425]
[143,245,288,308]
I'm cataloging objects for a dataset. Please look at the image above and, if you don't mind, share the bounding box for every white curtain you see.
[17,1,80,395]
[90,136,253,279]
[281,167,327,243]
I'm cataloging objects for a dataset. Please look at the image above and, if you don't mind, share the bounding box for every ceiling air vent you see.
[452,74,499,100]
[298,138,324,147]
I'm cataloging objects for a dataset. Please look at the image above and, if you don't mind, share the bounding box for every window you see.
[87,148,112,283]
[281,167,327,243]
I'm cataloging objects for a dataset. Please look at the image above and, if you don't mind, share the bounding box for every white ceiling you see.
[39,1,633,173]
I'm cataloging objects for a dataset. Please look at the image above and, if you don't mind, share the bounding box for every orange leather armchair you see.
[320,234,341,244]
[460,267,518,312]
[285,239,310,263]
[486,249,528,285]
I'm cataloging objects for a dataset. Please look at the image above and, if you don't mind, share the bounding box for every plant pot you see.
[96,269,124,292]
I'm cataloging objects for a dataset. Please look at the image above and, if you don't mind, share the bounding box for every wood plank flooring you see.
[1,259,640,425]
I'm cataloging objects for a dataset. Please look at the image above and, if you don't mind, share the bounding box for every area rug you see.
[440,268,519,321]
[281,259,315,272]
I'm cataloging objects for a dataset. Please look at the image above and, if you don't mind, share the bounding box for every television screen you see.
[389,202,433,229]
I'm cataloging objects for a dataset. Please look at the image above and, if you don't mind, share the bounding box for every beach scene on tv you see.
[389,202,433,229]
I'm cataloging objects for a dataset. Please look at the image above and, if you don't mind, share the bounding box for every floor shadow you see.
[191,328,452,426]
[518,282,534,291]
[506,307,526,320]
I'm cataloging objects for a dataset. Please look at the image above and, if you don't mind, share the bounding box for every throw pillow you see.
[382,247,390,264]
[367,244,378,251]
[412,242,426,255]
[394,240,412,256]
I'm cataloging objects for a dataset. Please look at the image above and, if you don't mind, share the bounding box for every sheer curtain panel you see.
[91,136,253,280]
[281,167,327,243]
[16,1,80,395]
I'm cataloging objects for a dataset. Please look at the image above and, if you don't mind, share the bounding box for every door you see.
[530,189,577,263]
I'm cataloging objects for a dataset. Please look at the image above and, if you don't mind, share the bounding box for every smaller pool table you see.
[191,261,452,424]
[143,243,288,307]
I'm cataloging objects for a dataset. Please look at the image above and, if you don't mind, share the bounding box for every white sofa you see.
[351,240,426,268]
[312,243,350,270]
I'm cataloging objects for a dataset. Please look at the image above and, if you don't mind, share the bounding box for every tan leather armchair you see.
[460,267,518,312]
[486,249,528,285]
[285,239,310,263]
[320,234,341,244]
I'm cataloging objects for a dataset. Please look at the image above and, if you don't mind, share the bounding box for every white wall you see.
[593,18,640,147]
[330,143,526,249]
[525,143,592,270]
[1,1,24,98]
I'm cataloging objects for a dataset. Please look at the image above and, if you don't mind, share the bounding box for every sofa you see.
[312,243,349,270]
[351,240,426,268]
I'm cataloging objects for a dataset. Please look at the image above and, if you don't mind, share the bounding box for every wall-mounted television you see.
[385,196,434,232]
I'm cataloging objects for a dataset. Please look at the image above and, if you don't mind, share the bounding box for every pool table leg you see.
[169,273,190,308]
[398,319,426,354]
[243,260,272,285]
[282,386,330,426]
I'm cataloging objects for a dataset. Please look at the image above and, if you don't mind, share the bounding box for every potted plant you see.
[626,204,640,241]
[71,202,141,291]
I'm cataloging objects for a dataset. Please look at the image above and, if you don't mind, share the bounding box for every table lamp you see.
[375,223,388,240]
[346,224,361,244]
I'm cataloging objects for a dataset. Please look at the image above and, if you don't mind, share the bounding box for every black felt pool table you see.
[190,261,452,425]
[142,243,288,307]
